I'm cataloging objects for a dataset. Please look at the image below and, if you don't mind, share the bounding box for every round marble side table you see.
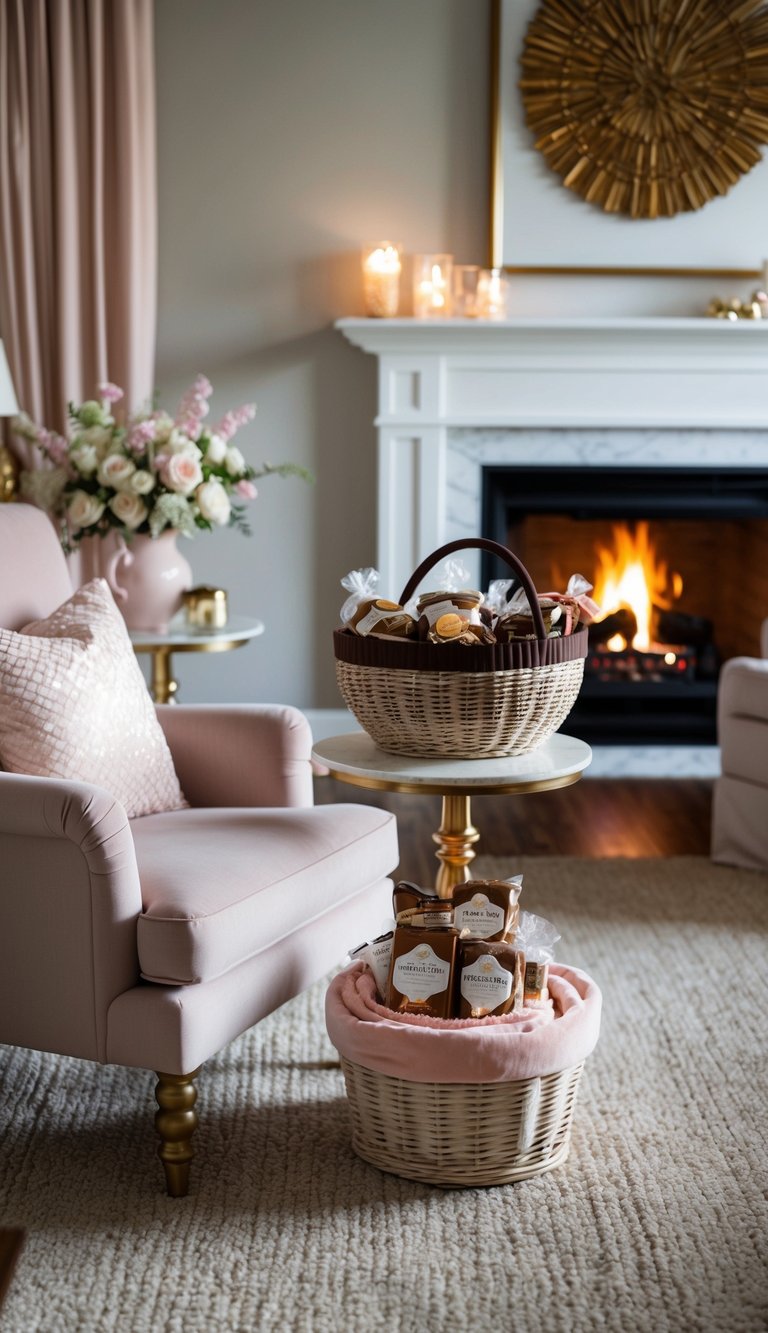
[311,730,592,897]
[129,616,264,704]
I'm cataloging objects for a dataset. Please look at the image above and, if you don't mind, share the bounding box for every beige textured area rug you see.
[1,857,767,1333]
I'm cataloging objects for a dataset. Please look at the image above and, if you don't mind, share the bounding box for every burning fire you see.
[592,522,683,651]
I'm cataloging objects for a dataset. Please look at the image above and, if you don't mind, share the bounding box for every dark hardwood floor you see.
[313,775,714,884]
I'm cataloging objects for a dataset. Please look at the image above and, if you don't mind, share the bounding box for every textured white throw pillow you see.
[0,577,186,818]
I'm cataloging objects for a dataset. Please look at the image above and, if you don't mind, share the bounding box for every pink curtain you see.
[0,0,157,463]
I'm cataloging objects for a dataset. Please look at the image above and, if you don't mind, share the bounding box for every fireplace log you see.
[589,609,637,644]
[650,607,713,647]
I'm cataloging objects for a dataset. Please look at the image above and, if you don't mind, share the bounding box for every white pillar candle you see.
[362,243,402,318]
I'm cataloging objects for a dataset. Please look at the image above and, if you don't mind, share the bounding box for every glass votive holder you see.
[413,253,453,318]
[476,267,510,319]
[361,241,402,318]
[453,265,481,318]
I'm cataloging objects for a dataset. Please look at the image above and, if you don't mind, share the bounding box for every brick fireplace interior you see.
[481,465,768,745]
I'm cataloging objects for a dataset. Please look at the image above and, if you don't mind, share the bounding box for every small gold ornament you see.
[707,292,767,320]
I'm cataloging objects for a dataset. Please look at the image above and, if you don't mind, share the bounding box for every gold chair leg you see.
[154,1068,200,1197]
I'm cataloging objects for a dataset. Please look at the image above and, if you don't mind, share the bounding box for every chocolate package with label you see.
[392,880,454,929]
[452,876,523,942]
[457,940,525,1019]
[386,924,458,1018]
[349,931,395,1002]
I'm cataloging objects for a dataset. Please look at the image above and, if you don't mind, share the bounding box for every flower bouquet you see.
[14,375,311,551]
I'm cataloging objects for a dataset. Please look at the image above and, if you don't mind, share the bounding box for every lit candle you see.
[413,254,453,318]
[477,268,509,319]
[362,242,402,318]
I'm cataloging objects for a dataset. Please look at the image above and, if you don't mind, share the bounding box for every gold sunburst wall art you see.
[519,0,768,220]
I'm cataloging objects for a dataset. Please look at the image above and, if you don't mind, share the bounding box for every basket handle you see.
[398,537,547,640]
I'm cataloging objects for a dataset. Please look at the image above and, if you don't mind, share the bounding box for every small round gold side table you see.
[129,616,265,704]
[311,730,592,898]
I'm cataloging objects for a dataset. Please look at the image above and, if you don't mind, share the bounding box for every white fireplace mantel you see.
[337,316,768,598]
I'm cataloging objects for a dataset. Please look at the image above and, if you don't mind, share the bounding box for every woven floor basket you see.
[334,538,588,759]
[340,1057,585,1187]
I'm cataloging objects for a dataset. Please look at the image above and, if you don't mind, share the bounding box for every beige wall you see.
[153,0,491,707]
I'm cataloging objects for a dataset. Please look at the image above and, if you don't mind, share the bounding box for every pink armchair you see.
[0,505,398,1195]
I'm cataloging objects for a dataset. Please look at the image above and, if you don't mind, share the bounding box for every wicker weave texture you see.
[340,1059,585,1186]
[335,659,585,758]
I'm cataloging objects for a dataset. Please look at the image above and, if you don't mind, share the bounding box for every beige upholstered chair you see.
[0,504,398,1194]
[711,622,768,871]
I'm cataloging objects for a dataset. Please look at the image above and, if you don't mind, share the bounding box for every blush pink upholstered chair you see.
[711,625,768,872]
[0,504,398,1195]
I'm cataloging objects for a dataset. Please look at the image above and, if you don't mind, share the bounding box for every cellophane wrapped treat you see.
[515,910,561,1002]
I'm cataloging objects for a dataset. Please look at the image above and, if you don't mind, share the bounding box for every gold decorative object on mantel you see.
[519,0,768,220]
[707,292,768,320]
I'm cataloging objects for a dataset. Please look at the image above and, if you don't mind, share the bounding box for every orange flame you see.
[592,523,682,651]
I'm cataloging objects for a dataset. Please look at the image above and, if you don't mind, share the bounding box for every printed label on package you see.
[392,944,451,1002]
[460,955,513,1011]
[453,893,505,938]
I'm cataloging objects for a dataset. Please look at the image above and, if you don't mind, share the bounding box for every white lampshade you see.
[0,340,19,416]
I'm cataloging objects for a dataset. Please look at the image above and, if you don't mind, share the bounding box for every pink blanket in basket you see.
[325,961,602,1084]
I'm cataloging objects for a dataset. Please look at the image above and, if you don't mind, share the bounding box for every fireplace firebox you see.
[481,466,768,745]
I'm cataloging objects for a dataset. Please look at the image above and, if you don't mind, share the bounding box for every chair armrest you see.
[718,656,768,728]
[0,772,143,1063]
[155,704,314,808]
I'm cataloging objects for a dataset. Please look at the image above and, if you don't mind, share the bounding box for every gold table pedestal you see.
[311,731,592,899]
[433,794,481,898]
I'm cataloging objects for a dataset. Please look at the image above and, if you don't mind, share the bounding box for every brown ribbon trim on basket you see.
[333,624,587,672]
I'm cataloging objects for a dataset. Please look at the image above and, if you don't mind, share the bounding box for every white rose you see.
[152,412,174,445]
[224,445,246,477]
[97,453,136,490]
[204,433,227,464]
[161,452,203,495]
[130,469,155,495]
[79,425,112,450]
[108,491,148,530]
[196,478,231,526]
[67,489,105,529]
[69,443,100,476]
[168,429,201,457]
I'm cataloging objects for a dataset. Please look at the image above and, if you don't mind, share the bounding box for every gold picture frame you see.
[489,0,767,279]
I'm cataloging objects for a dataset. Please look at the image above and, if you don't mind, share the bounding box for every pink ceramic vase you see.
[105,530,193,632]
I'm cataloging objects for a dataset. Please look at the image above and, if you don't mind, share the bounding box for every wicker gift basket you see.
[334,537,588,759]
[326,963,602,1188]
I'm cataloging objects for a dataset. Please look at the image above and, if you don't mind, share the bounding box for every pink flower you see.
[160,451,203,495]
[235,479,258,500]
[212,403,256,443]
[126,420,157,454]
[38,429,69,464]
[174,375,213,434]
[98,382,124,404]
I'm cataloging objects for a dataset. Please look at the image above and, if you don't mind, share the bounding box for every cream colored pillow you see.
[0,578,186,818]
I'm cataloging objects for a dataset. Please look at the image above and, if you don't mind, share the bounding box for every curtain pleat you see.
[0,0,157,447]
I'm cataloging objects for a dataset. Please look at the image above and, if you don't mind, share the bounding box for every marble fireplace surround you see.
[335,317,768,777]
